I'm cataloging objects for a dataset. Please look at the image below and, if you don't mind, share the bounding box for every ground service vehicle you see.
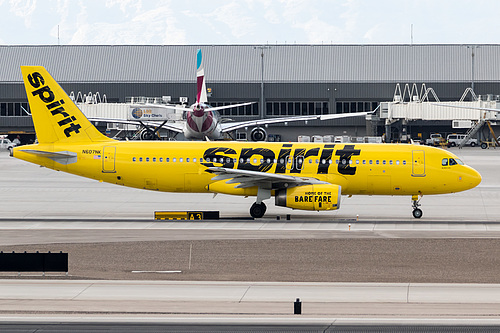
[447,134,477,147]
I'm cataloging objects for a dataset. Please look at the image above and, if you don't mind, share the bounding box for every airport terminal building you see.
[1,44,500,142]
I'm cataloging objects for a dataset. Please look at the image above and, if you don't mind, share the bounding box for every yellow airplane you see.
[13,66,482,219]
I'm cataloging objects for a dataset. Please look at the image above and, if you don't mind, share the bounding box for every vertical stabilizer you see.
[21,66,112,144]
[196,49,208,104]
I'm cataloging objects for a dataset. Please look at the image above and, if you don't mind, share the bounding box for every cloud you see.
[68,3,186,44]
[105,0,142,14]
[8,0,38,28]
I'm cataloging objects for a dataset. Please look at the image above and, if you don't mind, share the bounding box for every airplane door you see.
[412,150,425,177]
[102,146,116,173]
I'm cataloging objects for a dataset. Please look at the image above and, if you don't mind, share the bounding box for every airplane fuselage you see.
[14,141,481,197]
[184,103,222,140]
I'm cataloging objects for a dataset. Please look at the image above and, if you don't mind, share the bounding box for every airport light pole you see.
[255,46,270,119]
[468,45,478,94]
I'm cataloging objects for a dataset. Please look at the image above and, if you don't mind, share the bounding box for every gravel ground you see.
[2,238,500,283]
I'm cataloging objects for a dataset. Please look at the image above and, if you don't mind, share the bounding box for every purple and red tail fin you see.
[196,49,208,104]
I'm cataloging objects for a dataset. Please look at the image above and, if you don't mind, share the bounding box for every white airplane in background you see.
[90,49,371,141]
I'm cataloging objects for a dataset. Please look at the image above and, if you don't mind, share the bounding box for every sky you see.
[2,0,500,45]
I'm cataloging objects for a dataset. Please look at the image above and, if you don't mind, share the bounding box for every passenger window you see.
[442,158,448,166]
[376,160,379,165]
[274,159,278,164]
[403,160,406,165]
[321,159,326,164]
[356,160,359,164]
[159,158,163,162]
[396,160,400,165]
[308,159,312,164]
[369,160,372,165]
[166,158,170,162]
[187,158,190,162]
[173,158,177,162]
[382,160,386,165]
[139,157,143,162]
[200,158,203,163]
[153,157,156,162]
[180,158,183,163]
[239,158,244,163]
[389,160,393,165]
[363,160,366,164]
[315,159,319,164]
[449,158,457,166]
[146,157,150,162]
[132,157,136,162]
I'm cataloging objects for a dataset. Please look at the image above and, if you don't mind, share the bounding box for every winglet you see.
[196,49,208,104]
[20,66,112,144]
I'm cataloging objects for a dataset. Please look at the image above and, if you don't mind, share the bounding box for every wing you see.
[88,117,185,133]
[205,166,328,189]
[220,111,372,133]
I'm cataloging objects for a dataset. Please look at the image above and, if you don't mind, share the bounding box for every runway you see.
[2,147,500,327]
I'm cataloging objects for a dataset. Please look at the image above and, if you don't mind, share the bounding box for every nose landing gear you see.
[412,194,423,219]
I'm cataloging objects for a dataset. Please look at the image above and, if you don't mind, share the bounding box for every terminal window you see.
[0,102,30,116]
[335,101,378,114]
[265,101,328,116]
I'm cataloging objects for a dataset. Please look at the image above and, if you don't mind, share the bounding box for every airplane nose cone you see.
[465,167,482,190]
[471,168,482,188]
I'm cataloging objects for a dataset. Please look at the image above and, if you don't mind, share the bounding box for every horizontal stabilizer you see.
[18,149,78,165]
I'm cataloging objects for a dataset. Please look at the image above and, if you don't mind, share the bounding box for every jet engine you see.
[275,184,341,211]
[250,127,267,141]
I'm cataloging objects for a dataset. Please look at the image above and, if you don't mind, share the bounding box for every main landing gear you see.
[412,194,423,219]
[250,187,271,218]
[250,202,267,218]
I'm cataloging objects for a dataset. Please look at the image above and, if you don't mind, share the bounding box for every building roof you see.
[1,44,499,83]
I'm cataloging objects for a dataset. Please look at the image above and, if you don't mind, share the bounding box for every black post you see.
[294,298,301,315]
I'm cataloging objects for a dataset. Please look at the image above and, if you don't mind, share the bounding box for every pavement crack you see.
[238,285,251,303]
[71,283,94,300]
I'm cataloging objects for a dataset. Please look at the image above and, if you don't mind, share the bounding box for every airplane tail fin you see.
[196,49,208,104]
[20,66,112,144]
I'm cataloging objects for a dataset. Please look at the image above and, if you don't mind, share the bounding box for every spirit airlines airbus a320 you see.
[13,66,481,218]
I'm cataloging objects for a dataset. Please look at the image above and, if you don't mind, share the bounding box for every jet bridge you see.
[378,84,500,143]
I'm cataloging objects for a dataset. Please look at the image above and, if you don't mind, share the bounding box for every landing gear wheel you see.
[250,202,266,218]
[411,195,423,219]
[412,208,423,219]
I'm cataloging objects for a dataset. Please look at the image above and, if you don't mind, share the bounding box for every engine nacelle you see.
[275,184,341,211]
[250,127,267,141]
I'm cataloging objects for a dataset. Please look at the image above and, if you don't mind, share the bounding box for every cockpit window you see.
[449,158,458,166]
[442,158,448,166]
[456,158,464,165]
